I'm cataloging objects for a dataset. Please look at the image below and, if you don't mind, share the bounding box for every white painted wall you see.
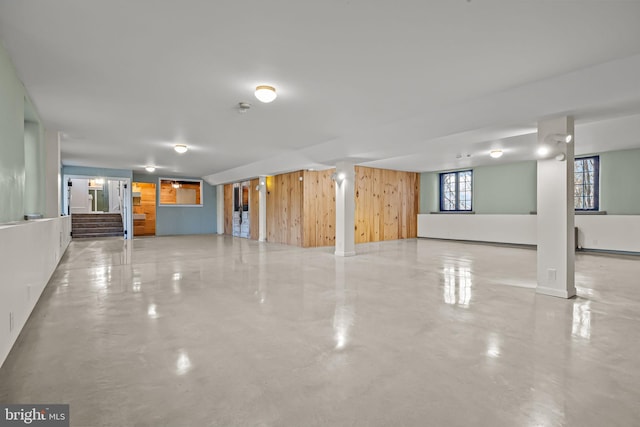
[0,216,71,368]
[418,214,537,245]
[44,130,61,218]
[418,214,640,253]
[575,215,640,253]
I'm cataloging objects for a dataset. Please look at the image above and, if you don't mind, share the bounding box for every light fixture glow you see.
[174,144,188,154]
[331,172,347,183]
[537,146,550,156]
[546,133,573,144]
[489,150,503,159]
[172,182,180,189]
[255,85,277,103]
[95,178,105,185]
[145,166,156,173]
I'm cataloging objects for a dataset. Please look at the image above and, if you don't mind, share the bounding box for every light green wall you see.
[474,161,536,214]
[600,148,640,214]
[419,172,439,213]
[24,120,45,215]
[420,161,537,214]
[419,150,640,215]
[0,42,26,222]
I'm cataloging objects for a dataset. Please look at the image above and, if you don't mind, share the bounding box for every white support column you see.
[258,175,267,242]
[44,130,61,218]
[216,184,224,235]
[335,161,356,257]
[536,116,576,298]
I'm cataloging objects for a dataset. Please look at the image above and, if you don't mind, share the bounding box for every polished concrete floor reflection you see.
[1,236,639,426]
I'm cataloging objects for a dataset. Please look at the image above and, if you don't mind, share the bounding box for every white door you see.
[70,179,91,213]
[108,180,122,213]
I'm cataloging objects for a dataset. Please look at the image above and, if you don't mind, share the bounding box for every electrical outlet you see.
[548,269,557,283]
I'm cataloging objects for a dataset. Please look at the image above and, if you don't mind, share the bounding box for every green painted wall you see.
[600,148,640,214]
[419,172,439,213]
[474,161,536,214]
[420,161,537,214]
[24,120,45,215]
[0,42,26,222]
[419,150,640,215]
[63,165,133,179]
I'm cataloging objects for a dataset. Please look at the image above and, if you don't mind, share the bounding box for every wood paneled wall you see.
[266,171,304,246]
[235,166,418,247]
[223,184,233,235]
[249,178,259,240]
[354,166,419,243]
[303,169,336,247]
[132,182,156,236]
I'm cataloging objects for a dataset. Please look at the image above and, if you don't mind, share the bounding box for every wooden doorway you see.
[132,182,156,236]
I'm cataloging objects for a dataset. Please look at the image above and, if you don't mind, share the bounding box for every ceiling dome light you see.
[489,150,503,159]
[174,144,188,154]
[172,182,181,189]
[145,166,156,173]
[255,85,277,103]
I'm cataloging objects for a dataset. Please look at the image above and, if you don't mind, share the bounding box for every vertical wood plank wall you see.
[229,166,418,247]
[132,182,156,236]
[249,178,259,240]
[266,171,304,246]
[303,169,336,247]
[354,166,419,243]
[223,184,233,235]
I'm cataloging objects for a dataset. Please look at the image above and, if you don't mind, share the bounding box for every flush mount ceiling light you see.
[172,182,181,189]
[255,85,277,103]
[145,166,156,173]
[489,150,503,159]
[174,144,188,154]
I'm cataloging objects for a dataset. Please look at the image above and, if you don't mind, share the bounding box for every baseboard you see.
[536,286,576,299]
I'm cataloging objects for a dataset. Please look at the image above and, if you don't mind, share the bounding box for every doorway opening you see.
[132,182,156,236]
[64,176,131,239]
[232,181,250,238]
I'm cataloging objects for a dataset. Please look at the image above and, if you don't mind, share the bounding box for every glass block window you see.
[574,156,599,211]
[440,170,473,211]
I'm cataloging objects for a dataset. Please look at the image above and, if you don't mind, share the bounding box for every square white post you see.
[537,116,576,298]
[335,161,355,257]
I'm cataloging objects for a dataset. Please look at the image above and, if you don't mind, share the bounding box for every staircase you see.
[72,213,124,238]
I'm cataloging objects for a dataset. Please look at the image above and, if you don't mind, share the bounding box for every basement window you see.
[574,156,599,211]
[440,170,473,212]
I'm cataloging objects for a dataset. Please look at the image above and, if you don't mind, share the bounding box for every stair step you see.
[72,222,123,228]
[71,214,124,239]
[73,231,123,238]
[71,224,123,231]
[71,217,122,222]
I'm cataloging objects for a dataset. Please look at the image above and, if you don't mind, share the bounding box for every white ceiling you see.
[1,0,640,183]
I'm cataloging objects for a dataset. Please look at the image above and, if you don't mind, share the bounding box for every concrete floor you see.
[1,236,639,426]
